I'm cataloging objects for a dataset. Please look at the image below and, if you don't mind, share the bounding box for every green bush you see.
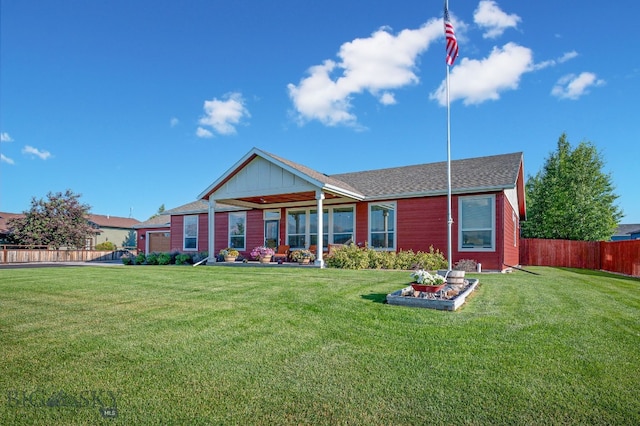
[175,253,192,265]
[326,244,447,270]
[325,244,369,269]
[192,251,209,264]
[95,241,116,251]
[157,252,171,265]
[146,252,159,265]
[135,253,146,265]
[121,256,133,265]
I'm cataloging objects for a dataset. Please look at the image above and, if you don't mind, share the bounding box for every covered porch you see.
[198,148,364,267]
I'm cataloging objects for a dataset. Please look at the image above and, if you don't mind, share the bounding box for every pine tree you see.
[521,133,623,241]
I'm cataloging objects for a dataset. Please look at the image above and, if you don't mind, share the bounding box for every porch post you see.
[208,198,216,263]
[315,190,325,268]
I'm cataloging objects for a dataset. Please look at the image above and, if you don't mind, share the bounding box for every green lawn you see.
[1,265,639,425]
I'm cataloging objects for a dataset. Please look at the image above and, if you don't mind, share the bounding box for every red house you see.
[137,147,526,271]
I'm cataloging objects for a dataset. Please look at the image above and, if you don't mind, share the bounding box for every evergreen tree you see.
[521,134,623,241]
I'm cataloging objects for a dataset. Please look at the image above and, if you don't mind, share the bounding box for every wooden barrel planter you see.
[439,270,466,285]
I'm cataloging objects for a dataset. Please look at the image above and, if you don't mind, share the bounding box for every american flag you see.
[444,1,459,66]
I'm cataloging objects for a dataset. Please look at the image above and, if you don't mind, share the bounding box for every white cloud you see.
[379,92,397,105]
[288,19,442,127]
[22,145,51,160]
[430,42,533,105]
[198,92,250,137]
[551,72,605,100]
[1,154,14,165]
[196,127,213,138]
[558,51,578,63]
[1,132,13,142]
[534,51,579,71]
[474,0,521,39]
[170,117,179,127]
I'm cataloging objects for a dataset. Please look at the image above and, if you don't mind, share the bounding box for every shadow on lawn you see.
[558,267,640,282]
[361,293,388,304]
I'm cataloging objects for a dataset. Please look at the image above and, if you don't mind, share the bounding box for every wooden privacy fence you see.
[520,238,640,277]
[0,246,136,264]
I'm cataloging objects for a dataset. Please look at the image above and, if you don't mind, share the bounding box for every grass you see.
[1,265,639,425]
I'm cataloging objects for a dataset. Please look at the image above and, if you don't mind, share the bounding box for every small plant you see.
[290,249,316,262]
[454,259,478,272]
[157,252,171,265]
[121,255,133,265]
[250,246,275,259]
[219,248,239,258]
[146,252,159,265]
[95,241,116,251]
[135,252,146,265]
[192,251,208,263]
[175,253,192,265]
[410,269,445,285]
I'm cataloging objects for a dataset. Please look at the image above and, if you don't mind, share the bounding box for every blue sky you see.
[1,0,639,224]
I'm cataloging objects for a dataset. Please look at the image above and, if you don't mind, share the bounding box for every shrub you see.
[454,258,478,272]
[175,253,192,265]
[414,246,448,270]
[326,244,447,271]
[325,244,369,269]
[121,256,133,265]
[157,252,171,265]
[135,253,146,265]
[95,241,116,251]
[146,252,159,265]
[193,251,208,263]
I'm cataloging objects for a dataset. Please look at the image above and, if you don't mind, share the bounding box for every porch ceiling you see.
[236,191,340,206]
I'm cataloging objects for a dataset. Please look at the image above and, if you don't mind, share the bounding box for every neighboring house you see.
[0,212,24,243]
[142,147,526,271]
[611,224,640,241]
[87,214,140,248]
[133,211,173,254]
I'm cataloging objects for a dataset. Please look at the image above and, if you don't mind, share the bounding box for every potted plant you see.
[410,269,446,293]
[250,246,275,263]
[290,249,316,264]
[220,248,239,262]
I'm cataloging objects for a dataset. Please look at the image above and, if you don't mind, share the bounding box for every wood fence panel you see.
[601,240,640,277]
[520,238,600,269]
[1,248,135,263]
[520,238,640,277]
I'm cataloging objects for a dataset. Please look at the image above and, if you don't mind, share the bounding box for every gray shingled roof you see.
[612,224,640,237]
[330,152,523,198]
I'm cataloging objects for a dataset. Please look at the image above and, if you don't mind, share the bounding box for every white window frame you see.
[513,210,517,247]
[458,195,495,252]
[183,215,198,251]
[286,205,355,249]
[368,202,397,251]
[263,209,281,220]
[228,211,246,250]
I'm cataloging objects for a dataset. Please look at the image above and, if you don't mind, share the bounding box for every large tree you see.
[8,190,95,248]
[521,133,623,241]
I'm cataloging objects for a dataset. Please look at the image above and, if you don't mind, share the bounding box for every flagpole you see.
[446,63,453,272]
[443,0,457,272]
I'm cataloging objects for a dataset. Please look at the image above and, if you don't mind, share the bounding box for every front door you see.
[264,220,279,248]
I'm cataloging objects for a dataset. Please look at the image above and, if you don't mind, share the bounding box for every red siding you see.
[198,214,208,253]
[501,194,520,267]
[214,213,229,256]
[354,203,368,246]
[396,197,449,253]
[245,210,265,257]
[170,215,184,252]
